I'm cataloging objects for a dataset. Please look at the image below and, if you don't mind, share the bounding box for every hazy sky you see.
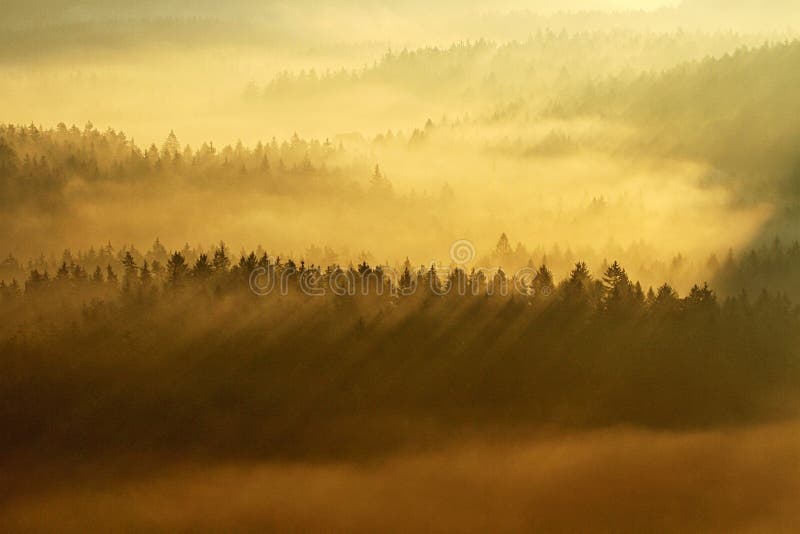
[0,0,796,270]
[0,0,681,26]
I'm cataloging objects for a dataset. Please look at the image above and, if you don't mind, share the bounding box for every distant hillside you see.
[563,40,800,186]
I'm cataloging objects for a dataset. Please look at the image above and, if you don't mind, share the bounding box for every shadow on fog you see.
[2,421,799,533]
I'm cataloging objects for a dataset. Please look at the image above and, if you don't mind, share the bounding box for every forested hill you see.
[0,123,373,208]
[558,40,800,188]
[550,39,800,243]
[1,248,799,460]
[256,32,765,103]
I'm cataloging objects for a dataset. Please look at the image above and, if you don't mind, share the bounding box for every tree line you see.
[0,123,385,212]
[1,241,798,460]
[2,237,796,342]
[5,234,800,304]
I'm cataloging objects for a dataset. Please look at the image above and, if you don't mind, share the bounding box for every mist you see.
[2,1,800,532]
[3,423,799,532]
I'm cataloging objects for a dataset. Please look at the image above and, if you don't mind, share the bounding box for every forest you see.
[3,0,800,532]
[2,240,798,457]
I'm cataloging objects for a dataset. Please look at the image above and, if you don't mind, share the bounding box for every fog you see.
[3,423,799,532]
[1,26,793,289]
[2,1,800,532]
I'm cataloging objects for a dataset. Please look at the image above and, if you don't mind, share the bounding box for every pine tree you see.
[399,258,414,293]
[140,261,153,284]
[495,233,513,260]
[601,261,637,313]
[490,267,508,296]
[92,266,104,283]
[532,264,554,297]
[149,238,168,264]
[650,283,679,314]
[213,241,231,272]
[369,164,392,195]
[161,130,180,159]
[425,263,442,295]
[193,254,212,279]
[167,252,189,286]
[685,283,716,309]
[56,261,70,281]
[106,265,118,285]
[470,267,487,295]
[448,266,467,296]
[121,251,137,291]
[561,261,592,304]
[71,264,87,283]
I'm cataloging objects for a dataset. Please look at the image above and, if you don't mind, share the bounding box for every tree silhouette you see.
[213,242,231,272]
[602,261,637,313]
[106,264,118,285]
[193,254,213,279]
[140,261,153,284]
[166,252,189,287]
[121,251,137,291]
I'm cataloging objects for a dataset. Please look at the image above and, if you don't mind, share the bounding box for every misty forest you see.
[2,1,800,532]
